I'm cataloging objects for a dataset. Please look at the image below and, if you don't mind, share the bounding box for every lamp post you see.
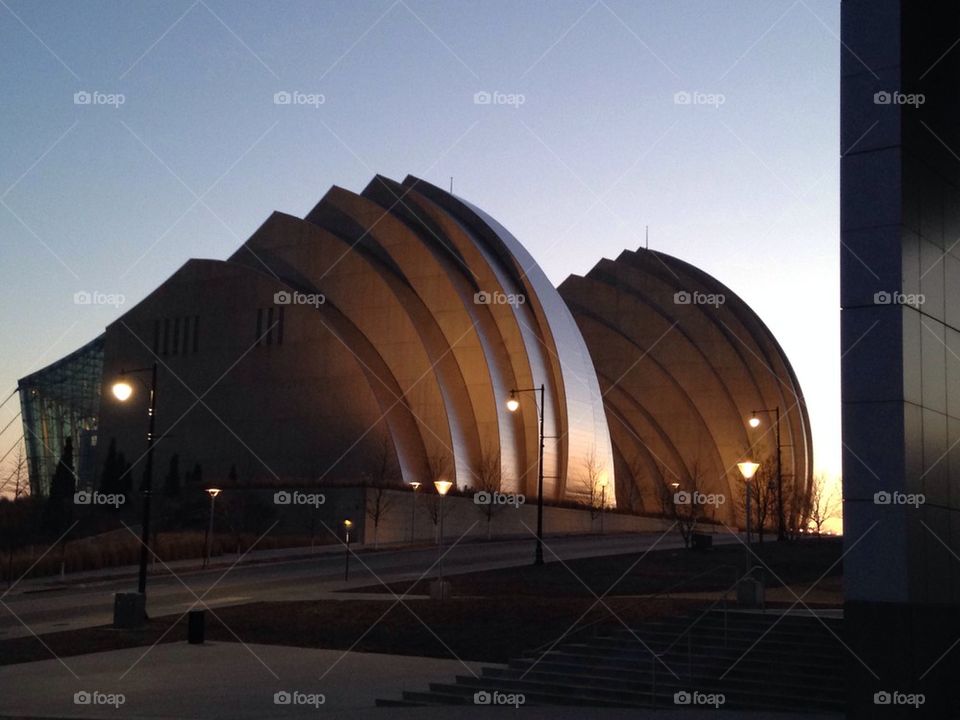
[507,384,546,565]
[737,461,760,574]
[343,519,353,581]
[203,488,221,568]
[410,481,421,544]
[433,480,452,598]
[599,476,608,534]
[748,408,783,540]
[111,363,158,598]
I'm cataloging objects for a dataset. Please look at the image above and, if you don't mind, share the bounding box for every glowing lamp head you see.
[111,381,134,402]
[506,392,520,412]
[748,416,761,428]
[737,461,760,480]
[670,481,680,490]
[410,481,421,491]
[205,487,221,498]
[344,519,353,529]
[434,479,453,496]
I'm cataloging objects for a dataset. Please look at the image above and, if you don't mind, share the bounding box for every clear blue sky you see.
[0,0,840,479]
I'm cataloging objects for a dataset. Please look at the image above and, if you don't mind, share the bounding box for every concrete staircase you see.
[377,608,845,712]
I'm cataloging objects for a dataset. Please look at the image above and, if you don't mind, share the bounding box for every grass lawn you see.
[350,536,843,598]
[0,537,841,667]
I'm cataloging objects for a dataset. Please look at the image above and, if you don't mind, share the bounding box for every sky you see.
[0,1,841,498]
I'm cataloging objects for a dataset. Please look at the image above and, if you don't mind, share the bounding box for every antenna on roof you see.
[450,177,454,194]
[645,225,649,250]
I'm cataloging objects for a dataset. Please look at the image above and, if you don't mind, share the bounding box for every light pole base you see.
[113,592,146,628]
[736,578,764,607]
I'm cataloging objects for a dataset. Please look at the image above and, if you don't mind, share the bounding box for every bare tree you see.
[364,435,401,549]
[578,446,609,524]
[738,461,777,543]
[654,460,715,548]
[471,446,504,540]
[808,472,841,535]
[0,444,28,500]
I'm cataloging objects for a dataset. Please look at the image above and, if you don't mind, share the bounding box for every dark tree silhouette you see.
[99,439,120,494]
[163,454,181,498]
[42,438,76,577]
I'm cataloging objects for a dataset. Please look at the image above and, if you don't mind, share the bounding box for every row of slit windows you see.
[153,316,200,356]
[256,307,285,346]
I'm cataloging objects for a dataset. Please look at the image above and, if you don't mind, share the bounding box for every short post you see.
[343,519,353,581]
[188,609,205,644]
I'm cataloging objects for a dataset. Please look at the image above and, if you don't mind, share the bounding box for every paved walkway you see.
[0,642,841,720]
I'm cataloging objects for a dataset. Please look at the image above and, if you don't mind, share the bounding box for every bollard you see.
[188,609,205,644]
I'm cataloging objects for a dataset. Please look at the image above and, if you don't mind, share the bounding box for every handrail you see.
[659,564,764,656]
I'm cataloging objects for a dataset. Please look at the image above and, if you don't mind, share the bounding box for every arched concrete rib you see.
[229,212,449,484]
[559,247,813,525]
[129,256,429,484]
[404,177,564,499]
[406,176,613,503]
[314,187,488,488]
[570,310,730,510]
[370,180,538,494]
[637,250,814,511]
[561,268,751,510]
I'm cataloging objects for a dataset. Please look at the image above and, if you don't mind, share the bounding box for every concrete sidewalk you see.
[0,642,841,720]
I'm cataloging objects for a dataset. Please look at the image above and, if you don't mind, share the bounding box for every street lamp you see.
[433,480,452,598]
[343,519,353,581]
[506,385,546,565]
[737,461,760,573]
[599,476,608,534]
[111,363,158,599]
[203,488,221,568]
[410,481,421,544]
[747,408,783,540]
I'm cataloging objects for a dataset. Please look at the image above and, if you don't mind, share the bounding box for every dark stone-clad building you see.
[842,1,960,716]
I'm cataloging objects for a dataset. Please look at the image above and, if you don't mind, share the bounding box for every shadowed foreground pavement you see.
[0,642,842,720]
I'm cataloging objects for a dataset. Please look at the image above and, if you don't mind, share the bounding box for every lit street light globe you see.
[506,395,519,412]
[737,461,760,480]
[434,479,453,496]
[111,381,133,401]
[748,416,761,428]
